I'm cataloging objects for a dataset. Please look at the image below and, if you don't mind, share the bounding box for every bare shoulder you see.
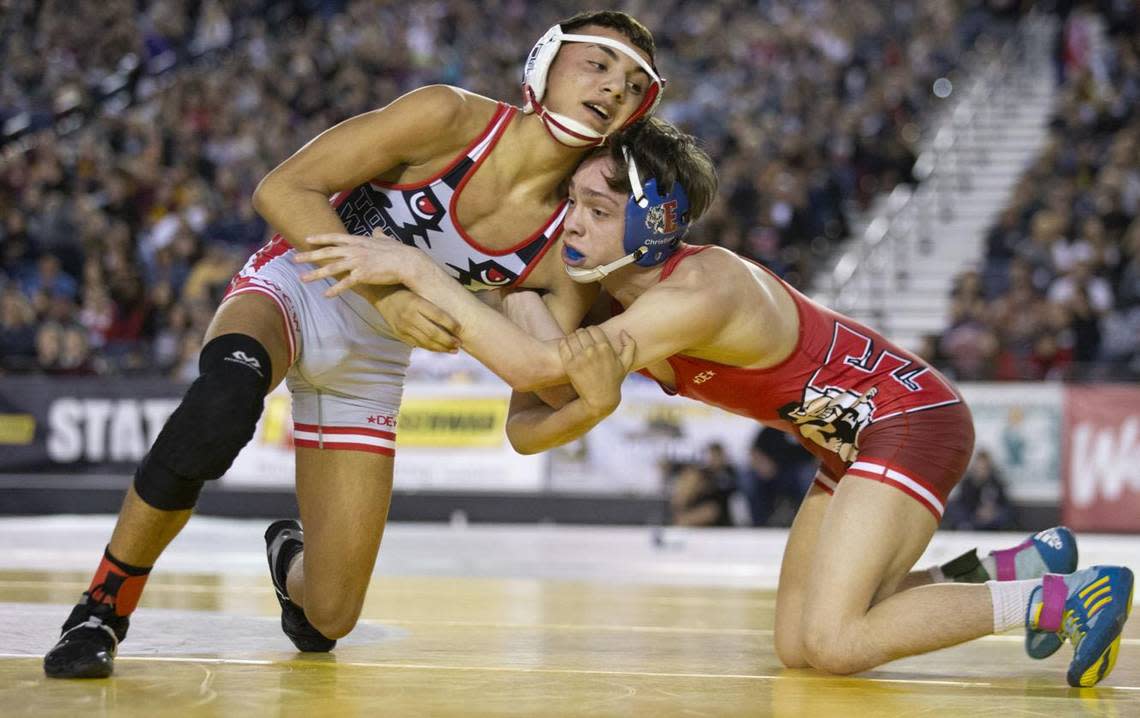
[385,85,502,158]
[658,246,750,300]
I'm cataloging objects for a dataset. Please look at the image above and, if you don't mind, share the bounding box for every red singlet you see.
[638,245,975,520]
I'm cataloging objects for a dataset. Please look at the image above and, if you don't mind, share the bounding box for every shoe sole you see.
[44,651,114,679]
[1070,569,1134,688]
[45,661,113,679]
[1026,630,1064,660]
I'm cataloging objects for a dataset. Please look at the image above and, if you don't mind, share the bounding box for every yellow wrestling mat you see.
[3,570,1138,717]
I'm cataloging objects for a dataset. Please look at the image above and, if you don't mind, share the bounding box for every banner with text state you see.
[0,378,542,492]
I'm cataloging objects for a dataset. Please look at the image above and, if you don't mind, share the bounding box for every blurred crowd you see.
[667,432,815,528]
[932,2,1140,381]
[668,439,1019,530]
[1,0,1008,377]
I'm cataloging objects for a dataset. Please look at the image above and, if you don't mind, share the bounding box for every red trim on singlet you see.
[293,423,396,441]
[368,101,566,262]
[223,284,297,364]
[248,236,291,273]
[812,476,837,493]
[814,468,943,520]
[329,189,352,208]
[251,189,349,268]
[509,217,565,287]
[846,469,943,520]
[293,422,397,456]
[371,103,514,191]
[447,110,566,256]
[293,439,395,456]
[854,456,942,497]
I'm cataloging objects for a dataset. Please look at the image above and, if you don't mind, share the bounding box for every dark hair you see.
[560,11,656,66]
[591,118,719,224]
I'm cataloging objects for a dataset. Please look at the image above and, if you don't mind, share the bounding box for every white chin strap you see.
[523,29,663,149]
[527,88,607,148]
[565,247,646,283]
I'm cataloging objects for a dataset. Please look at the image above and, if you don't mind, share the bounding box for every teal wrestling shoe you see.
[940,526,1079,659]
[991,527,1079,660]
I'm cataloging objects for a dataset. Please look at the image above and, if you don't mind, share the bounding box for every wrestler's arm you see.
[502,278,727,452]
[295,238,726,388]
[499,288,589,410]
[253,85,478,347]
[252,84,471,254]
[404,245,725,411]
[518,257,602,408]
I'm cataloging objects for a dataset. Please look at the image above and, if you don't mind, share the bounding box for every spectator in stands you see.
[939,8,1139,381]
[34,321,64,373]
[940,293,998,381]
[1065,284,1104,370]
[739,427,814,527]
[701,442,740,501]
[945,450,1016,531]
[5,0,1110,381]
[1026,331,1074,381]
[0,286,38,372]
[669,462,732,528]
[22,255,78,302]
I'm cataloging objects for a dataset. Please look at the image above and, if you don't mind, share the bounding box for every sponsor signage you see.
[395,397,508,448]
[5,376,1138,530]
[1062,385,1140,532]
[958,384,1063,502]
[0,377,181,472]
[0,378,541,492]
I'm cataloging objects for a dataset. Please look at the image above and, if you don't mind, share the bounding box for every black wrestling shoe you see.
[265,519,336,652]
[44,597,129,678]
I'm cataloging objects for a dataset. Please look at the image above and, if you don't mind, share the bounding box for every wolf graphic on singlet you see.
[777,322,959,462]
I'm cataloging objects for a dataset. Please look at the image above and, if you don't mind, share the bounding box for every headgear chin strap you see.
[522,25,664,148]
[566,147,690,283]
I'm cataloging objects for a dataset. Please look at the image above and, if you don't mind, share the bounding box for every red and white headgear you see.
[522,24,664,148]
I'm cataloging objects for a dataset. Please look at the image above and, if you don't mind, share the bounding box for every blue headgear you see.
[566,146,691,283]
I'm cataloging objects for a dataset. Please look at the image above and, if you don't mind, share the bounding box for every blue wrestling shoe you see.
[1027,566,1134,687]
[990,527,1078,660]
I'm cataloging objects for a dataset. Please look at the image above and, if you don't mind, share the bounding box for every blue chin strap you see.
[566,147,691,283]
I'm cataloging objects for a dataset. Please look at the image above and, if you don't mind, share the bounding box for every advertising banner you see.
[0,377,1085,506]
[957,383,1063,502]
[0,377,182,474]
[1062,385,1140,533]
[0,378,543,492]
[224,383,544,491]
[546,377,760,495]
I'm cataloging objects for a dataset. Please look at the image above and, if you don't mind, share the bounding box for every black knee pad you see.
[134,334,272,510]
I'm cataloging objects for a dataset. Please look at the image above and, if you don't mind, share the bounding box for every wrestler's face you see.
[544,25,655,134]
[561,156,627,269]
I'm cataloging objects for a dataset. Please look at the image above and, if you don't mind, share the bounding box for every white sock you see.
[979,554,998,580]
[927,565,946,583]
[986,579,1042,633]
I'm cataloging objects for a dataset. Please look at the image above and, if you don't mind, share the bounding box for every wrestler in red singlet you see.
[638,245,974,520]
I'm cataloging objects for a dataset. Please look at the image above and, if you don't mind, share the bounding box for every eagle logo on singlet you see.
[336,184,446,248]
[447,257,518,288]
[777,322,959,462]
